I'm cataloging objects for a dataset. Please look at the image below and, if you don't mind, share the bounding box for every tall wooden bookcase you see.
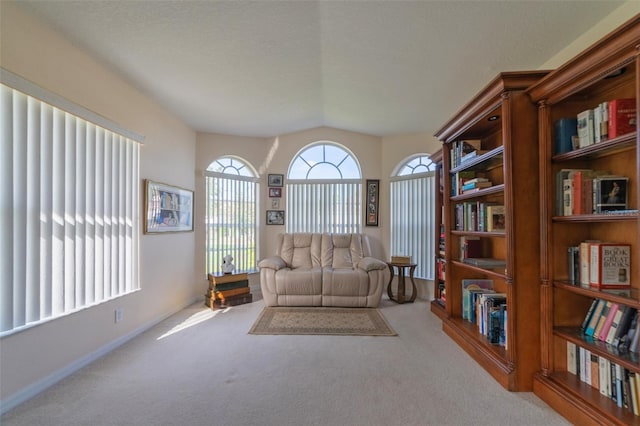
[527,16,640,425]
[430,148,447,320]
[434,71,548,391]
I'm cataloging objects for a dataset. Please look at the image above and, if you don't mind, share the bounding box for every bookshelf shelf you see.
[434,71,547,391]
[527,15,640,424]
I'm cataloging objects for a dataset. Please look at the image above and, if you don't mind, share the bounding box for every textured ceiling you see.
[16,1,624,137]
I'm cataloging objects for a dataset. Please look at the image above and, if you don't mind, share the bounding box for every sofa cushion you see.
[275,267,322,295]
[279,233,321,269]
[321,233,364,268]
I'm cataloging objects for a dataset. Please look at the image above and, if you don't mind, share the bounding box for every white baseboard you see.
[0,300,195,415]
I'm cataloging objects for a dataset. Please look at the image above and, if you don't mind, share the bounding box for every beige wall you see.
[2,0,638,412]
[1,2,198,404]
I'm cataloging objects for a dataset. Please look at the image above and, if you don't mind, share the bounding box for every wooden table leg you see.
[387,264,395,300]
[408,264,417,303]
[397,267,406,303]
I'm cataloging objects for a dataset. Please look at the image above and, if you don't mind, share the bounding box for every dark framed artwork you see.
[268,174,284,187]
[269,187,282,197]
[266,210,285,225]
[144,179,194,234]
[366,179,379,227]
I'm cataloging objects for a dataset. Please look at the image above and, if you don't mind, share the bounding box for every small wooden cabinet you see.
[527,15,639,425]
[434,71,548,391]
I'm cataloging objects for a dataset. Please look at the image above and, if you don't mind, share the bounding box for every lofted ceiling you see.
[15,0,625,138]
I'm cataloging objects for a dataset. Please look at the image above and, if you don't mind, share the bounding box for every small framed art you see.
[266,210,285,225]
[268,174,284,187]
[144,179,194,234]
[269,187,282,198]
[366,179,379,227]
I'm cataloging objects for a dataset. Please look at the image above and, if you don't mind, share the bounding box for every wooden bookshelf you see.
[526,14,640,425]
[430,148,447,320]
[434,71,548,391]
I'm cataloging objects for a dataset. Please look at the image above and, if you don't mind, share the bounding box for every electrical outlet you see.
[114,308,123,323]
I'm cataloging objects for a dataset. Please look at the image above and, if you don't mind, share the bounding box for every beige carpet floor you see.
[249,307,397,336]
[2,297,570,426]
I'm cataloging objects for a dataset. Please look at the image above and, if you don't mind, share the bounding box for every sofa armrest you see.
[258,256,287,271]
[357,257,387,272]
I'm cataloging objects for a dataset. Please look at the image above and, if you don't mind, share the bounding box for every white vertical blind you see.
[1,81,141,336]
[286,180,362,234]
[205,171,258,276]
[390,173,436,280]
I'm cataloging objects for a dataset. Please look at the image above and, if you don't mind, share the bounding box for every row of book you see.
[567,342,640,415]
[581,298,638,351]
[554,97,636,154]
[450,139,482,169]
[205,272,253,308]
[461,279,507,347]
[567,241,631,288]
[559,168,629,216]
[454,201,505,232]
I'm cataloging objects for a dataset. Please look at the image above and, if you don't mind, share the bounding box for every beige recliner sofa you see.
[258,233,387,307]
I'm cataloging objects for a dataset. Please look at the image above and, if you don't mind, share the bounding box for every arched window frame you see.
[205,156,259,275]
[390,153,436,280]
[286,142,363,233]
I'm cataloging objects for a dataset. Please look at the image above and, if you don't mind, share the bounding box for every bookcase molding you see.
[527,14,640,425]
[434,71,548,391]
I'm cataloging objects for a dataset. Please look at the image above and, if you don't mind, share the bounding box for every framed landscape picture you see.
[144,180,194,234]
[268,174,284,187]
[266,210,285,225]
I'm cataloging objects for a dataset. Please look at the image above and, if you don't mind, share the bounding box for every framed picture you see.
[269,187,282,198]
[366,179,379,227]
[266,210,285,225]
[144,179,194,234]
[271,199,280,209]
[268,174,284,187]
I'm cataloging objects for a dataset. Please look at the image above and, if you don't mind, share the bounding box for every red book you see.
[608,98,636,138]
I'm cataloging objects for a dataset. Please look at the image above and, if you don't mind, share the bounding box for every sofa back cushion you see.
[277,233,322,269]
[321,233,364,269]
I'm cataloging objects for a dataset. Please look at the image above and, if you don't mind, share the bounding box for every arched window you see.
[390,154,436,280]
[205,156,259,275]
[286,142,362,233]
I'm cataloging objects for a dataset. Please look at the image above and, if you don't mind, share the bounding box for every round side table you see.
[386,262,417,304]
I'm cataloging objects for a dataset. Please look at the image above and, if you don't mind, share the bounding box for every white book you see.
[599,356,609,397]
[577,109,595,148]
[594,106,602,144]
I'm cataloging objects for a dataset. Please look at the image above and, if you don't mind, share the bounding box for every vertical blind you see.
[286,180,362,234]
[1,80,141,335]
[390,174,435,280]
[205,173,258,275]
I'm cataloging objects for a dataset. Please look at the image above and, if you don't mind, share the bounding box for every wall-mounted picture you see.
[366,179,379,227]
[268,174,284,187]
[271,199,280,209]
[144,179,194,234]
[266,210,285,225]
[269,187,282,198]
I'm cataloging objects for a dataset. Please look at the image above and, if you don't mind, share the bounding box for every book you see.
[214,286,251,300]
[606,306,626,345]
[580,299,600,332]
[585,299,606,337]
[593,301,612,340]
[590,353,600,389]
[554,117,578,154]
[461,279,494,321]
[593,176,629,213]
[608,98,637,138]
[208,272,249,285]
[556,169,591,216]
[599,356,610,398]
[461,181,492,191]
[589,243,631,288]
[212,293,253,308]
[577,109,595,148]
[567,246,580,284]
[462,258,506,268]
[614,307,637,348]
[459,236,482,261]
[210,279,250,292]
[486,205,505,232]
[580,241,600,287]
[597,302,619,342]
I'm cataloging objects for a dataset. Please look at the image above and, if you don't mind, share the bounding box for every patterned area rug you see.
[248,307,397,336]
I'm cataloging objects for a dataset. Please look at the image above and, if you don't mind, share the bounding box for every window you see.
[205,157,258,275]
[286,142,362,233]
[390,155,436,280]
[1,70,142,336]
